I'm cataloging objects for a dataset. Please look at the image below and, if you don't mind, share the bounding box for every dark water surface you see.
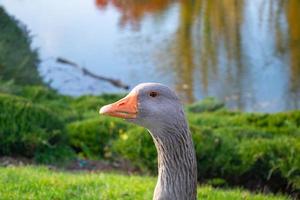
[1,0,300,112]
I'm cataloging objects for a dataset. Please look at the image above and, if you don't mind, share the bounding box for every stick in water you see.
[56,57,130,90]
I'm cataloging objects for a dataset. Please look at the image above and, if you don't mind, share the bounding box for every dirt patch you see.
[65,158,140,174]
[0,156,140,175]
[0,156,33,167]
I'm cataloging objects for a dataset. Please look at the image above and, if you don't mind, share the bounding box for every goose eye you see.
[149,91,158,98]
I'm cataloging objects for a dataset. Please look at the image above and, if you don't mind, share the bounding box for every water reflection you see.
[286,0,300,109]
[1,0,300,112]
[172,0,245,104]
[97,0,300,111]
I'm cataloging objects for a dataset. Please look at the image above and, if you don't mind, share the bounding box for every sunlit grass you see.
[0,166,290,200]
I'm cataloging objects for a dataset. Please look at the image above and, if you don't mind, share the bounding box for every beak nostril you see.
[118,102,125,106]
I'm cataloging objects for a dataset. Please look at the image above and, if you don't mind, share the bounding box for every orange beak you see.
[99,91,138,119]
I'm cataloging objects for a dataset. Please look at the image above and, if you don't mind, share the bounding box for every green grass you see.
[0,166,290,200]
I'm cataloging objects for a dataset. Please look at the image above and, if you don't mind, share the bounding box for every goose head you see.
[99,82,184,132]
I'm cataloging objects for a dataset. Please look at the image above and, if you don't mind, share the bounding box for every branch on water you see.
[56,57,130,90]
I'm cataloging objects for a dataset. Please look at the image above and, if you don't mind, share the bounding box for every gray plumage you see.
[128,83,197,200]
[100,82,197,200]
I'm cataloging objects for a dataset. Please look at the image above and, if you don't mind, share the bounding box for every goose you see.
[99,83,197,200]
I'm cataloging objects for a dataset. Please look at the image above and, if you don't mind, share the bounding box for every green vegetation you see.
[0,166,290,200]
[0,7,42,85]
[0,93,63,155]
[187,97,225,113]
[0,86,299,196]
[67,117,129,159]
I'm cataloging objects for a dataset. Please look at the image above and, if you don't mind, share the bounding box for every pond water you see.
[1,0,300,112]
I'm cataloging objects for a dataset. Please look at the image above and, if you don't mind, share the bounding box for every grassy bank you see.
[0,166,290,200]
[0,85,299,197]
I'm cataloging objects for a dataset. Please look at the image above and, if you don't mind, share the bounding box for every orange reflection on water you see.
[96,0,174,29]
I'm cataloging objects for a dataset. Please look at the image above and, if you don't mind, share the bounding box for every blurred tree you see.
[0,7,42,85]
